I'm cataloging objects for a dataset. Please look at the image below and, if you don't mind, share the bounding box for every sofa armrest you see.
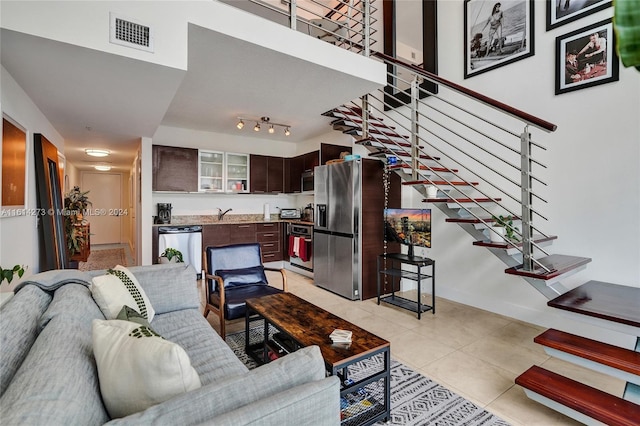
[108,346,333,425]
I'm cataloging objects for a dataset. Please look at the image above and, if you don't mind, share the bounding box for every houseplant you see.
[1,264,26,285]
[490,215,520,243]
[159,248,184,263]
[64,186,92,258]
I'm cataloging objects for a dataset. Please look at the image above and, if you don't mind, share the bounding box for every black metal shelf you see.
[377,253,435,319]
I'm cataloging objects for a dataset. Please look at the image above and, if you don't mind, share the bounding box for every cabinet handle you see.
[263,243,275,247]
[238,225,250,228]
[263,233,274,237]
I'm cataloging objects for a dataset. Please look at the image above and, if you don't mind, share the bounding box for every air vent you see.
[109,13,154,53]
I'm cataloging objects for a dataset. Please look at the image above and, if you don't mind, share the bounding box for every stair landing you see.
[548,280,640,329]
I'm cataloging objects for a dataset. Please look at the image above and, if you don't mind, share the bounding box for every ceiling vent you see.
[109,13,154,53]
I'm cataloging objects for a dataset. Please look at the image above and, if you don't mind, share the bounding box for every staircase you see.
[321,53,640,425]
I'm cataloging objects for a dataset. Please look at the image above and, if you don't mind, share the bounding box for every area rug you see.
[226,327,510,426]
[79,248,127,271]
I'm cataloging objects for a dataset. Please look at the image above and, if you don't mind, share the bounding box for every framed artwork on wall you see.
[555,18,619,95]
[464,0,534,79]
[547,0,611,31]
[1,117,27,210]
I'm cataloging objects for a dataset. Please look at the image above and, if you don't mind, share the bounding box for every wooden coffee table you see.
[245,292,391,426]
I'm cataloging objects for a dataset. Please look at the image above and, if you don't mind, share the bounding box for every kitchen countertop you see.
[153,214,313,227]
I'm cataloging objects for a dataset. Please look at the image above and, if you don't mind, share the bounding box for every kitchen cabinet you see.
[302,150,319,172]
[257,222,283,262]
[152,145,198,192]
[320,143,351,165]
[225,153,250,193]
[285,155,304,193]
[250,155,284,194]
[199,150,224,192]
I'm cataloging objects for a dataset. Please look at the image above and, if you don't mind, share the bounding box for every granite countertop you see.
[153,214,313,227]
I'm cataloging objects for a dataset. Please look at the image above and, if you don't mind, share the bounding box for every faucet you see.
[217,208,232,220]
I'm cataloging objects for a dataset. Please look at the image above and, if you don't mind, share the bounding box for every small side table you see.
[377,253,435,319]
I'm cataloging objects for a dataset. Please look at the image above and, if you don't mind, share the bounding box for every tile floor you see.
[201,268,627,426]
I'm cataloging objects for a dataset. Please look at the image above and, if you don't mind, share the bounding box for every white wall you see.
[405,1,639,347]
[0,66,64,291]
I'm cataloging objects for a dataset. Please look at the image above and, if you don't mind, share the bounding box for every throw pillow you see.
[91,265,155,321]
[92,319,201,419]
[116,305,151,327]
[215,265,267,289]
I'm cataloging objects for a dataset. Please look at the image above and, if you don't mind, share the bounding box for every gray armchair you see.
[203,243,287,338]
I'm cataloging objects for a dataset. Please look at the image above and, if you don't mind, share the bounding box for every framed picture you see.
[464,0,534,79]
[547,0,611,31]
[555,18,619,95]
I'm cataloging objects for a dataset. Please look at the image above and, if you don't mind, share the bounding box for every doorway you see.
[81,172,122,245]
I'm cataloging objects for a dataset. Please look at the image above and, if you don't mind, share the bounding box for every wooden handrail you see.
[372,51,557,133]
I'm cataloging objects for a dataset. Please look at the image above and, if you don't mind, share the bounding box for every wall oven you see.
[287,223,313,272]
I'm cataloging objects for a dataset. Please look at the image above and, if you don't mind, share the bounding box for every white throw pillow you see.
[91,265,155,321]
[92,319,201,419]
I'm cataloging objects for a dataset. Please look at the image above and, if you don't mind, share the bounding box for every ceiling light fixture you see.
[85,149,111,157]
[236,116,291,136]
[94,165,112,171]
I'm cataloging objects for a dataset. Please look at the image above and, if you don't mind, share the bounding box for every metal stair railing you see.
[232,0,377,55]
[351,52,559,274]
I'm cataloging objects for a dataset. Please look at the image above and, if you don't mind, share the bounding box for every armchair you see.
[203,243,287,338]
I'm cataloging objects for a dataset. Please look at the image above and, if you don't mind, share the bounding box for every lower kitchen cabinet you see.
[257,222,282,262]
[201,222,283,263]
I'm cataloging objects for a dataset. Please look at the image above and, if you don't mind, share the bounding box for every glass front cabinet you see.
[199,150,249,193]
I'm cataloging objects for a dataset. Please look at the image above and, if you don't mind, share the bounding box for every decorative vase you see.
[426,185,438,198]
[489,226,505,243]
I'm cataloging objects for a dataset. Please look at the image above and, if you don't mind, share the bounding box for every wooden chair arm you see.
[204,272,226,306]
[264,267,288,292]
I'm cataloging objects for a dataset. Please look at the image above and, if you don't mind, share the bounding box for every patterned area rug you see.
[79,248,127,271]
[226,327,510,426]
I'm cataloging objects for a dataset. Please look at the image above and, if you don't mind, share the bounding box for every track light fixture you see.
[236,116,291,136]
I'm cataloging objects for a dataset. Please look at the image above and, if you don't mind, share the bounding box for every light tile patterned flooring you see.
[200,269,625,425]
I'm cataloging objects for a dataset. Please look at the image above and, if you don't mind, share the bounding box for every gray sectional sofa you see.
[0,263,340,425]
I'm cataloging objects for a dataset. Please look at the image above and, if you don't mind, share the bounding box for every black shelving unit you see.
[377,253,435,319]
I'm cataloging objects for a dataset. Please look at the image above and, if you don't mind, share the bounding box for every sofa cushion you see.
[0,285,52,397]
[91,265,155,321]
[93,319,201,419]
[0,284,110,425]
[149,308,248,385]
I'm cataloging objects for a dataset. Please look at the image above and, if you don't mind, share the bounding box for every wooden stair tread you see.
[347,128,409,139]
[535,329,640,376]
[516,365,640,426]
[473,235,557,249]
[548,280,640,328]
[446,216,517,224]
[322,106,385,122]
[505,254,591,280]
[331,117,393,129]
[423,197,501,203]
[403,180,479,186]
[389,164,458,173]
[369,149,439,161]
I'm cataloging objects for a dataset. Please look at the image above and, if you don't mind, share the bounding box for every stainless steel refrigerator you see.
[314,160,362,300]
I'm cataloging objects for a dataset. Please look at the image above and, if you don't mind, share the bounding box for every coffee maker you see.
[156,203,172,224]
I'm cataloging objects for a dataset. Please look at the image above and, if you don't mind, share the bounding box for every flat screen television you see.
[384,208,431,258]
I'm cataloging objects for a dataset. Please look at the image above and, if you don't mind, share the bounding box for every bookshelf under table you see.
[245,292,391,426]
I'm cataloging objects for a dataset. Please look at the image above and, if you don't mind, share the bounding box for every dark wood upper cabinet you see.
[320,143,351,165]
[286,155,304,193]
[302,150,319,172]
[152,145,198,192]
[250,155,284,194]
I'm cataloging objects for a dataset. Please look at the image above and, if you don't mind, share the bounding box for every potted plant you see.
[1,264,26,285]
[64,186,92,261]
[159,248,184,264]
[490,215,520,243]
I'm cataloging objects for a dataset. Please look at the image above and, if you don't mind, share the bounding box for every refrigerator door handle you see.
[317,204,327,228]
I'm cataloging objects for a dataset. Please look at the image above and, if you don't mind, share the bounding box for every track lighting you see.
[236,116,291,136]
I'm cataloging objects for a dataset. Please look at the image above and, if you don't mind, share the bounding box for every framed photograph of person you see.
[547,0,611,31]
[555,19,619,95]
[464,0,534,79]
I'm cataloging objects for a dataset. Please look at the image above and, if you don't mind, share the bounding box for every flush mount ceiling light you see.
[94,165,112,171]
[85,149,111,157]
[237,116,291,136]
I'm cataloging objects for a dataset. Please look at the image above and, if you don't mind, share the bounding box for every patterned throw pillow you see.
[92,319,201,418]
[90,265,155,321]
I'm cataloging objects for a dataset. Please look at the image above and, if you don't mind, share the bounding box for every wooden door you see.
[34,134,66,270]
[82,172,122,244]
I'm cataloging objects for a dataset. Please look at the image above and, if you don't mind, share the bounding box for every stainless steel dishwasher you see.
[157,225,202,276]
